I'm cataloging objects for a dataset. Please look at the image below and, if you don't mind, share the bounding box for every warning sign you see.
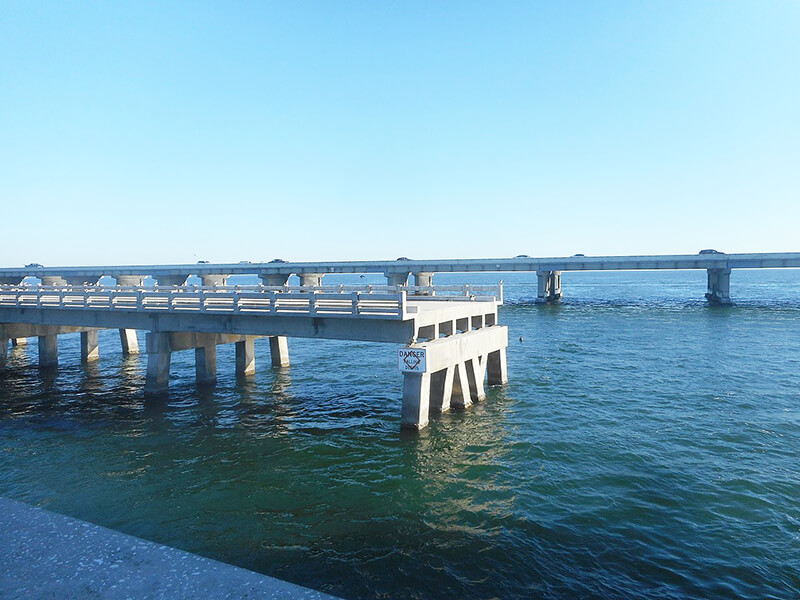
[398,348,427,373]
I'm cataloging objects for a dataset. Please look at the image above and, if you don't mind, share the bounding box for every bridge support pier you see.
[119,329,139,355]
[536,270,562,303]
[269,336,290,367]
[145,332,264,393]
[235,337,256,376]
[154,274,189,287]
[385,272,409,287]
[80,331,99,363]
[195,345,217,385]
[41,276,67,286]
[201,274,229,287]
[402,372,432,429]
[413,272,434,287]
[114,276,145,286]
[450,361,473,409]
[706,268,732,304]
[260,274,290,287]
[486,348,508,385]
[0,338,7,369]
[429,367,455,412]
[65,276,98,286]
[299,273,323,287]
[145,333,171,394]
[401,326,509,429]
[38,335,58,368]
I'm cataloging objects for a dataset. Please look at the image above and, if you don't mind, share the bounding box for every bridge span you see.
[0,284,508,430]
[2,251,798,304]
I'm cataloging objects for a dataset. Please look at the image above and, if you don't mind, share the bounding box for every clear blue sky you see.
[2,1,798,265]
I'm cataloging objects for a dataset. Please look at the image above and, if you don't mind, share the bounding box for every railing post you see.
[309,292,317,315]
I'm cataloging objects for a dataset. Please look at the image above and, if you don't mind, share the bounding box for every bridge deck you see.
[1,252,799,281]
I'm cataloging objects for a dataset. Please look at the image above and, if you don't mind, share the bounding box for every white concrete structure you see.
[0,284,507,430]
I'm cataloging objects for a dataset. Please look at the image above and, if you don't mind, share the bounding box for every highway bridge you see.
[2,251,798,304]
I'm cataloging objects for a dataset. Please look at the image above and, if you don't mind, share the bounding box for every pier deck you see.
[0,284,508,430]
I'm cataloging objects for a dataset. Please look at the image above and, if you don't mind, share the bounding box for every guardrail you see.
[0,284,503,319]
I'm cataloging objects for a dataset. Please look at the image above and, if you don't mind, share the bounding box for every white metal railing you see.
[0,283,503,319]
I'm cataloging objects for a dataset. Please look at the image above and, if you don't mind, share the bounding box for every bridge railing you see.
[0,286,406,319]
[0,283,503,319]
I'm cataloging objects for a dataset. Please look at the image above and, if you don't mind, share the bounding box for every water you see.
[2,270,799,599]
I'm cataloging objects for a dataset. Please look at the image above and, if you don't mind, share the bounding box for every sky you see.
[1,1,798,266]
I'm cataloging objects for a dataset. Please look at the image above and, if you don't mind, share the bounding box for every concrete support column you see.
[195,345,217,385]
[12,338,28,347]
[119,329,139,355]
[466,358,486,402]
[40,276,67,287]
[486,348,508,385]
[706,268,732,304]
[450,362,473,409]
[0,338,7,369]
[201,274,229,287]
[385,272,409,287]
[269,336,290,367]
[299,273,323,287]
[65,276,98,286]
[235,337,256,376]
[37,335,58,368]
[536,270,562,303]
[154,274,189,287]
[114,276,145,286]
[260,274,291,287]
[430,366,455,413]
[401,372,431,430]
[144,333,171,394]
[80,331,99,363]
[413,272,434,287]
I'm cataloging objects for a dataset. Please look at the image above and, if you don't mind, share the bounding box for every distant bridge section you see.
[1,252,799,304]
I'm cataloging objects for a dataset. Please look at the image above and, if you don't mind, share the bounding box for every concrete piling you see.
[486,348,508,385]
[706,268,732,304]
[401,372,431,430]
[119,329,139,355]
[536,270,562,303]
[235,337,256,376]
[144,333,171,394]
[80,330,99,363]
[269,336,290,368]
[195,345,217,385]
[37,335,58,368]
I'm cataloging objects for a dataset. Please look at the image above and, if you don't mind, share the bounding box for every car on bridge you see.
[699,249,723,255]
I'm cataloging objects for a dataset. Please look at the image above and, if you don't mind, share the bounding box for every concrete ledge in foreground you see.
[0,497,342,600]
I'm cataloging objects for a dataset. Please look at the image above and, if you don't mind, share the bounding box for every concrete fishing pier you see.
[0,282,507,430]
